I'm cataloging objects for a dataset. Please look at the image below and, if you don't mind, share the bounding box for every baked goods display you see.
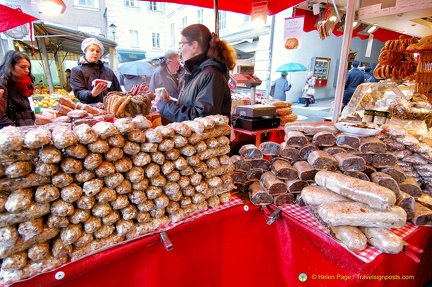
[339,81,417,123]
[104,83,155,118]
[374,36,418,81]
[0,115,234,285]
[388,93,432,120]
[261,99,298,125]
[235,121,431,254]
[35,96,111,126]
[406,35,432,51]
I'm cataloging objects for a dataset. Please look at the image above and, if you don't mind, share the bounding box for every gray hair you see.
[164,50,179,61]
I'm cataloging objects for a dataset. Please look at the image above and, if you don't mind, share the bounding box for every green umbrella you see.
[276,63,308,72]
[275,63,308,83]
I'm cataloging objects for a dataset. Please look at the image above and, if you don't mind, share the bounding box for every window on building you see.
[197,9,204,24]
[182,17,187,30]
[218,11,226,30]
[130,30,139,47]
[152,32,160,48]
[244,15,251,22]
[148,2,164,11]
[124,0,137,7]
[77,0,95,7]
[170,23,175,46]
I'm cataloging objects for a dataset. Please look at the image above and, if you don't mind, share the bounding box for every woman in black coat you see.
[70,38,121,104]
[153,24,236,122]
[0,50,36,128]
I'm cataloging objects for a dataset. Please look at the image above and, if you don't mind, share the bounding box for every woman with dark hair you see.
[154,24,236,122]
[70,37,121,104]
[0,50,36,128]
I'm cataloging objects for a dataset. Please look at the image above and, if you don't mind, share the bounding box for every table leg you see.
[255,133,262,147]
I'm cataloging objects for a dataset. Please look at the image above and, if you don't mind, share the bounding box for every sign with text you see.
[251,2,268,23]
[283,16,304,50]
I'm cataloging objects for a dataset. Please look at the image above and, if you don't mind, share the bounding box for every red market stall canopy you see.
[144,0,304,15]
[295,8,413,42]
[0,4,39,33]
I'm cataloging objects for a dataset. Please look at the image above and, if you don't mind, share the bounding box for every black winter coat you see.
[157,54,231,122]
[0,84,34,128]
[70,59,121,104]
[343,68,364,102]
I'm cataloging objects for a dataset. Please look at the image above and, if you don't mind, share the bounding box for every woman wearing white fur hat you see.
[70,37,121,104]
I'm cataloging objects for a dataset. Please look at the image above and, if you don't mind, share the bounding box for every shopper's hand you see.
[91,83,107,97]
[151,96,161,113]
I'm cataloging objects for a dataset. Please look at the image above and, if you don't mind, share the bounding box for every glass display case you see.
[339,81,416,123]
[311,57,331,87]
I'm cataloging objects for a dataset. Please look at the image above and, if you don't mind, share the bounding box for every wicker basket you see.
[414,50,432,102]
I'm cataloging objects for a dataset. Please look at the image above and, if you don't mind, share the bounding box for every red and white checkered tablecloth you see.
[275,204,419,263]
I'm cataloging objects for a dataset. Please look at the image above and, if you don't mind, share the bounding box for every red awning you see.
[295,8,414,42]
[0,4,39,33]
[147,0,303,16]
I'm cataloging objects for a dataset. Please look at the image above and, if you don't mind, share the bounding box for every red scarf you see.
[12,76,34,97]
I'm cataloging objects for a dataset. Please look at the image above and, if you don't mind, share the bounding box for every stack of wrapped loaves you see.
[235,121,431,254]
[0,114,234,285]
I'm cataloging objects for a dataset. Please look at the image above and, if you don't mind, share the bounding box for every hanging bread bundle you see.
[104,83,154,118]
[374,36,418,81]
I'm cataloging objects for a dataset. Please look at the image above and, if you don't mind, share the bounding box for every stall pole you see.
[265,14,276,99]
[214,0,219,35]
[332,0,356,122]
[109,46,116,71]
[53,50,65,87]
[37,37,55,94]
[251,86,256,105]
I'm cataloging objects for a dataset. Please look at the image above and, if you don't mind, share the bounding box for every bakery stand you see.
[9,202,432,287]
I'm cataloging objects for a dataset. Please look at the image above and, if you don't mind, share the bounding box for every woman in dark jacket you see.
[154,24,236,122]
[0,50,36,128]
[70,38,121,104]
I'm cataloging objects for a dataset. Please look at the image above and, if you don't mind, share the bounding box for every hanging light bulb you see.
[367,25,378,33]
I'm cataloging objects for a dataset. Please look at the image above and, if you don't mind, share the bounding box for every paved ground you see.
[291,97,335,122]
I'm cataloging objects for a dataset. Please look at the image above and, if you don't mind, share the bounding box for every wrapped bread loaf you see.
[315,171,396,211]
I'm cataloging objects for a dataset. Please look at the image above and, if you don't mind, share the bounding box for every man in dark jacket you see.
[149,50,184,99]
[343,61,364,107]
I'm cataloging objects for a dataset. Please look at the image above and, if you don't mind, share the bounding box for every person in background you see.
[63,68,72,92]
[70,37,121,104]
[149,50,184,99]
[153,24,236,122]
[0,50,35,128]
[368,63,379,83]
[271,72,291,101]
[301,72,316,107]
[363,65,373,83]
[343,60,364,108]
[124,74,146,92]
